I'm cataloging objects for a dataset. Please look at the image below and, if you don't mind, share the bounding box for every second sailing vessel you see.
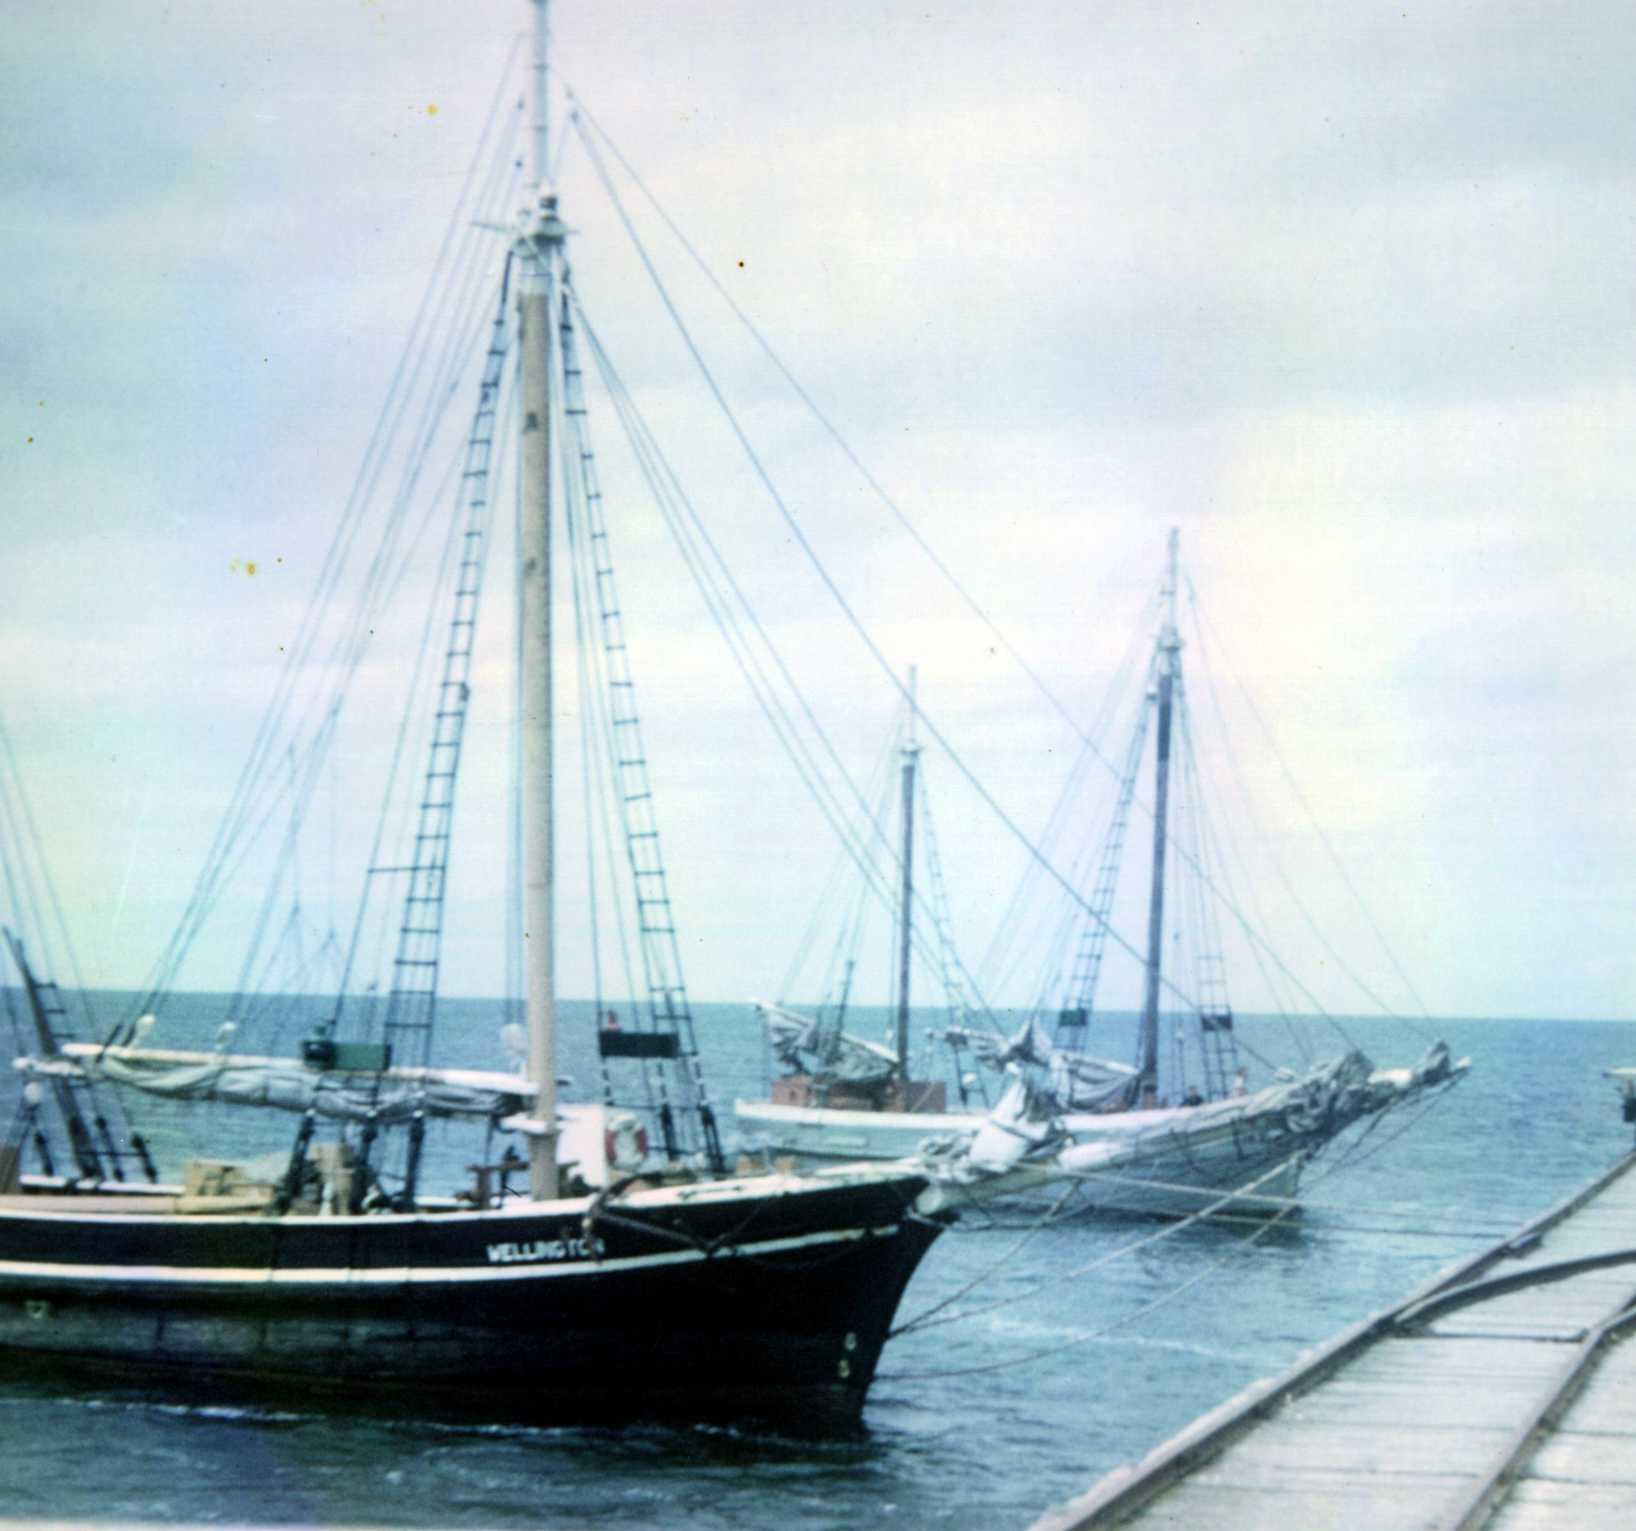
[737,532,1466,1214]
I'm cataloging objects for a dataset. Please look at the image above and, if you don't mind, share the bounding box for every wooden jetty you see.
[1031,1144,1636,1530]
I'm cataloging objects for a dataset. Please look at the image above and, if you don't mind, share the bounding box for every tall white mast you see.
[529,0,550,186]
[518,0,566,1199]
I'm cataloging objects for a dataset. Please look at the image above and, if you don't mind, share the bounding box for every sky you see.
[3,0,1635,1026]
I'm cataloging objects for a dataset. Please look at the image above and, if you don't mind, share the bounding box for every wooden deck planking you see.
[1336,1334,1572,1380]
[1287,1383,1569,1432]
[1130,1469,1477,1531]
[1030,1148,1636,1531]
[1211,1416,1514,1476]
[1525,1427,1636,1483]
[1488,1478,1636,1531]
[1554,1341,1636,1419]
[1420,1273,1636,1342]
[1488,1333,1636,1528]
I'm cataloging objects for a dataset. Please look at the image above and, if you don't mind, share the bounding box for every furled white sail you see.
[16,1042,534,1124]
[919,1043,1469,1212]
[756,999,899,1085]
[941,1017,1139,1110]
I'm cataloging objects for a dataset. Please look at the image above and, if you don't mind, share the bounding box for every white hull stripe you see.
[0,1224,895,1289]
[0,1172,913,1228]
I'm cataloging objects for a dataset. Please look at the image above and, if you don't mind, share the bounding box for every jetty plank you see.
[1029,1148,1636,1531]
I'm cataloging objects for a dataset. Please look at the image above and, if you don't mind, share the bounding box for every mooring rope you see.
[881,1158,1305,1380]
[885,1178,1085,1337]
[891,1156,1302,1343]
[885,1071,1477,1374]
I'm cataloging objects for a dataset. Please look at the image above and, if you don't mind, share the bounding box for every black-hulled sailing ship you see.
[0,0,943,1427]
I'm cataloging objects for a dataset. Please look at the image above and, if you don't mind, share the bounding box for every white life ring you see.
[604,1114,649,1173]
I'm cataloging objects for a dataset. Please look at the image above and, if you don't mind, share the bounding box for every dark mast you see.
[1136,529,1181,1100]
[894,667,920,1085]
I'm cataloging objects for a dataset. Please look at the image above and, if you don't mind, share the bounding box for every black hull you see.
[0,1171,943,1429]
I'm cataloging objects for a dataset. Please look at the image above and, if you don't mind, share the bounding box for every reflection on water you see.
[0,1002,1627,1527]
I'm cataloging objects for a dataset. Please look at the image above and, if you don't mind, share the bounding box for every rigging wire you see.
[572,294,992,1020]
[894,1157,1300,1340]
[1178,680,1316,1063]
[255,154,525,1020]
[324,422,482,1030]
[557,276,715,1145]
[890,1067,1471,1357]
[888,1178,1086,1337]
[133,41,528,1025]
[567,116,1194,1022]
[774,725,896,1004]
[0,711,150,1162]
[562,88,1127,793]
[572,110,1416,1075]
[562,95,1446,1064]
[1175,583,1423,1047]
[574,308,898,926]
[779,724,898,1007]
[885,1082,1472,1381]
[0,716,101,1037]
[883,1160,1306,1379]
[559,290,662,1122]
[1024,631,1158,1036]
[977,584,1158,1009]
[1187,579,1439,1036]
[916,761,989,1028]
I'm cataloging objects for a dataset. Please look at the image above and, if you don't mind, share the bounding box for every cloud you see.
[4,0,1635,1023]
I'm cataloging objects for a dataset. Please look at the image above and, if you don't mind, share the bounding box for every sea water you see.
[0,997,1627,1529]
